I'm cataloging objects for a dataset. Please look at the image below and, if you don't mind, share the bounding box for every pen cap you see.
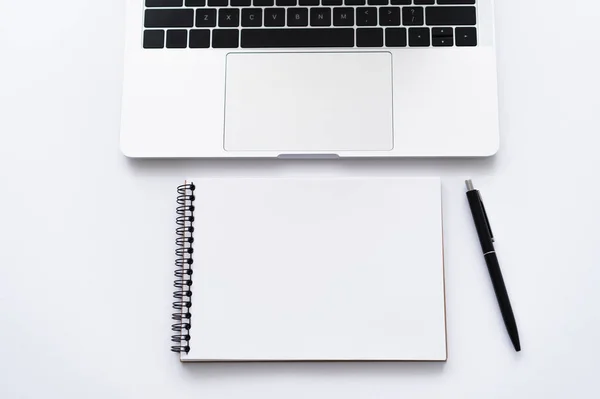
[466,190,495,253]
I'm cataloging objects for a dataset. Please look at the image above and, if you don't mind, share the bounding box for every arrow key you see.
[432,36,453,46]
[432,27,453,37]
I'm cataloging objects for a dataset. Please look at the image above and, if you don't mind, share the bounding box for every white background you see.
[1,0,599,397]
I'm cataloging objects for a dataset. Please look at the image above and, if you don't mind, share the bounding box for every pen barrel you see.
[484,252,521,351]
[466,190,495,253]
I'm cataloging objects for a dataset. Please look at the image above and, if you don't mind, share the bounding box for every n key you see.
[311,8,331,26]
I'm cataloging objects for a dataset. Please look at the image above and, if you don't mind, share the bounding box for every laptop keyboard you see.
[142,0,477,49]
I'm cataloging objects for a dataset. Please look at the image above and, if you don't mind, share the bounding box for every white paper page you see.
[180,177,446,361]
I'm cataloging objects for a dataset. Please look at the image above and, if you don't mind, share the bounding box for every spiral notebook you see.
[172,177,447,362]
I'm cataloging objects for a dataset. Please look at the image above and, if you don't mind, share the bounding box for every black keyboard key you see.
[146,0,183,6]
[143,30,165,48]
[241,28,354,47]
[356,7,377,26]
[207,0,228,6]
[277,0,297,5]
[432,27,452,37]
[390,0,410,4]
[300,0,320,5]
[385,27,406,47]
[196,9,217,26]
[254,0,273,5]
[231,0,251,5]
[345,0,365,5]
[310,8,331,26]
[145,9,194,27]
[185,0,206,5]
[219,8,240,26]
[432,36,453,46]
[432,27,454,44]
[167,29,188,48]
[189,29,210,48]
[357,28,383,47]
[455,27,477,46]
[402,7,423,26]
[333,8,354,26]
[426,6,476,25]
[368,0,387,5]
[212,29,239,47]
[414,0,434,4]
[408,27,430,46]
[379,7,400,26]
[242,8,262,26]
[288,8,309,26]
[438,0,475,3]
[323,0,343,5]
[264,8,285,26]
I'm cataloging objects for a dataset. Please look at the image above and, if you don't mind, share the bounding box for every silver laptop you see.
[121,0,499,158]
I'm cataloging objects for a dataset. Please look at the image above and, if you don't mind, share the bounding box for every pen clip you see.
[478,191,494,242]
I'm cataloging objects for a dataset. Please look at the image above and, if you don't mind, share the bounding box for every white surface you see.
[224,53,393,152]
[0,0,600,397]
[120,0,498,157]
[184,177,445,361]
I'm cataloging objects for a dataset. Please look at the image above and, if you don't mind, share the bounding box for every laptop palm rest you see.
[223,52,394,153]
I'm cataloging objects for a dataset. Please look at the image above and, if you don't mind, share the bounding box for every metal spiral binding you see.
[171,182,195,353]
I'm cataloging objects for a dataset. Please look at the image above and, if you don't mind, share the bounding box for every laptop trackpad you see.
[224,52,393,153]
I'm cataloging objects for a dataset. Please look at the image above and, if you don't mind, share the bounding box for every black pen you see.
[465,180,521,352]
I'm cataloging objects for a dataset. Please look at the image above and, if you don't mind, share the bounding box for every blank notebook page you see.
[181,177,446,361]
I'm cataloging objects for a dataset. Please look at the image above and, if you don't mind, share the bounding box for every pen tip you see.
[465,179,474,191]
[512,335,521,352]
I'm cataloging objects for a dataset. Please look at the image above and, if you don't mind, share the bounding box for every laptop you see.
[120,0,499,158]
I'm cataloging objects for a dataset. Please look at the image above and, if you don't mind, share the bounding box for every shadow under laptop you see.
[179,360,446,380]
[125,156,498,178]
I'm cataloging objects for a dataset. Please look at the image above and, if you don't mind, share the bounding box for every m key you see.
[333,8,354,26]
